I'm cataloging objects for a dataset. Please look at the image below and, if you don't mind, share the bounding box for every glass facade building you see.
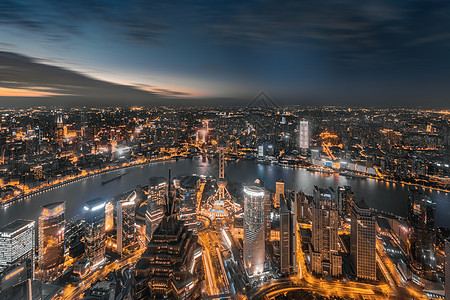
[38,202,65,282]
[243,185,265,276]
[83,197,106,268]
[0,220,35,281]
[350,199,376,281]
[146,177,167,243]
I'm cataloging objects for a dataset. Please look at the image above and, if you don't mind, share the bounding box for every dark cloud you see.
[0,0,169,42]
[202,0,450,66]
[1,0,450,108]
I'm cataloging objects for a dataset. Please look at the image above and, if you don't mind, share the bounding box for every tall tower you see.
[350,199,376,281]
[311,186,342,277]
[209,147,235,219]
[146,177,167,243]
[38,202,65,282]
[407,188,436,280]
[117,192,137,255]
[243,185,265,276]
[274,180,284,208]
[299,120,309,151]
[280,194,295,275]
[56,113,64,147]
[133,169,203,299]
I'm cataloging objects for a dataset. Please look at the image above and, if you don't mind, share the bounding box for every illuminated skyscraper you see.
[146,177,167,243]
[280,193,295,275]
[105,202,114,232]
[243,185,265,276]
[311,186,342,277]
[56,113,64,147]
[38,202,65,281]
[299,120,309,150]
[0,220,35,280]
[117,192,137,255]
[407,188,436,280]
[274,180,284,208]
[134,171,203,299]
[350,199,376,281]
[83,197,106,268]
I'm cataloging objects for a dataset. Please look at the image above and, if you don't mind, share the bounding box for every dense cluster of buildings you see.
[1,106,449,206]
[0,106,449,299]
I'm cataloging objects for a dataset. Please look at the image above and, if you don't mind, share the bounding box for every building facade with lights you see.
[280,193,296,275]
[134,216,203,299]
[0,219,35,280]
[146,177,167,243]
[299,120,309,150]
[350,199,376,281]
[37,202,65,282]
[84,197,106,268]
[311,186,342,277]
[117,192,137,255]
[407,188,436,280]
[243,185,266,276]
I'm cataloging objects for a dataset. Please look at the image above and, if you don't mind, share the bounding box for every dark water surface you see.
[1,158,449,228]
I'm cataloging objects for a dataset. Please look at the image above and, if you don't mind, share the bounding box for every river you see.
[1,157,449,228]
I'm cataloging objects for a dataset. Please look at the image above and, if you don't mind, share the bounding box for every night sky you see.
[1,0,450,108]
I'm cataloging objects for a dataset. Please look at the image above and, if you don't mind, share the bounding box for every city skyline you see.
[1,1,450,108]
[1,1,450,299]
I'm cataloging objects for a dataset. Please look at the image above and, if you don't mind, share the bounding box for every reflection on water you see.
[1,159,449,228]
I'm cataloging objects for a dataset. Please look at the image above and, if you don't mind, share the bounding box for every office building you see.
[117,192,137,255]
[84,197,106,269]
[243,185,265,276]
[0,220,35,280]
[351,199,376,281]
[407,188,436,280]
[38,201,65,282]
[299,120,309,150]
[274,180,284,208]
[280,192,296,275]
[146,177,167,243]
[311,186,342,277]
[179,175,200,232]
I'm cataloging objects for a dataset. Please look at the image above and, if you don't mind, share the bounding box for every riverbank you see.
[263,161,450,195]
[0,156,180,208]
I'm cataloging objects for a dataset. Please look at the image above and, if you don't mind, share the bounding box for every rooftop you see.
[0,219,34,234]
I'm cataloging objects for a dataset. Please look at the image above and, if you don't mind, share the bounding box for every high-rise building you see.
[299,120,309,150]
[280,192,296,275]
[311,186,342,277]
[274,180,284,208]
[146,177,167,243]
[243,185,265,276]
[134,172,203,299]
[350,199,376,281]
[105,202,114,232]
[38,202,65,281]
[83,197,106,269]
[338,186,355,219]
[117,192,137,255]
[56,113,64,147]
[178,176,200,232]
[407,188,436,280]
[0,220,35,279]
[445,239,450,300]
